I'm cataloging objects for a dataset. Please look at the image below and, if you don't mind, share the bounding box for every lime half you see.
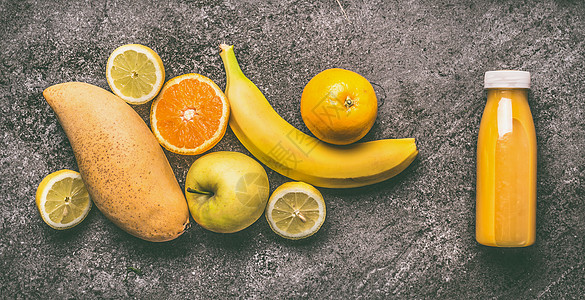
[265,181,326,240]
[36,169,92,230]
[106,44,165,104]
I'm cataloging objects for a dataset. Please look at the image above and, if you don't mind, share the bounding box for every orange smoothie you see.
[476,71,536,247]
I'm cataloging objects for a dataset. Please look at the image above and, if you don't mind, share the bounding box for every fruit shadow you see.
[42,207,99,245]
[122,217,261,260]
[319,155,422,201]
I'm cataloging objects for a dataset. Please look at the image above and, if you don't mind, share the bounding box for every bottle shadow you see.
[472,243,541,297]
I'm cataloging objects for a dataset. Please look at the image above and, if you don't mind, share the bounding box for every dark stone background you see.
[1,0,584,298]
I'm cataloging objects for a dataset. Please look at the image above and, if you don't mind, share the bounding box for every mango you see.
[43,82,189,242]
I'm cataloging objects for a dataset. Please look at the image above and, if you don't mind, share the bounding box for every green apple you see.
[185,151,270,233]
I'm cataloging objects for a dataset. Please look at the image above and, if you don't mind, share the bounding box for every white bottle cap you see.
[484,70,530,89]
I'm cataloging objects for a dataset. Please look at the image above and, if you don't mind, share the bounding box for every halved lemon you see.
[265,182,326,240]
[106,44,165,104]
[150,73,230,155]
[36,169,92,230]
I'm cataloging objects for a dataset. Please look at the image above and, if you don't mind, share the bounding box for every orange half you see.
[151,74,229,155]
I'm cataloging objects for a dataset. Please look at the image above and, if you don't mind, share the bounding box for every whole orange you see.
[300,68,378,145]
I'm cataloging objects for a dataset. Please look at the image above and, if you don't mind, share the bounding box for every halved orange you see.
[150,74,229,155]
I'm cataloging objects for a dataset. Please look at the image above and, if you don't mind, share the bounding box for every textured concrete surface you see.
[1,0,584,298]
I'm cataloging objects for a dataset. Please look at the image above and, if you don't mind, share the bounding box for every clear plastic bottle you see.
[476,70,537,247]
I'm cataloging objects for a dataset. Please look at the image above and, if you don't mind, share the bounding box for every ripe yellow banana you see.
[219,44,418,188]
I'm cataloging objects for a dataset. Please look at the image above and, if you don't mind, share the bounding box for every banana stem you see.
[219,44,246,84]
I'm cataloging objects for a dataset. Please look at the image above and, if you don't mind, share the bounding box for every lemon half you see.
[36,169,92,230]
[106,44,165,104]
[265,182,326,240]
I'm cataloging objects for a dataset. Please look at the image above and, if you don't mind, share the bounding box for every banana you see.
[219,44,418,188]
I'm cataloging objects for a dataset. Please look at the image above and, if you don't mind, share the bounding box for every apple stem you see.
[186,187,213,196]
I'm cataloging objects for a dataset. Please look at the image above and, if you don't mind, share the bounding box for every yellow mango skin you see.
[43,82,189,242]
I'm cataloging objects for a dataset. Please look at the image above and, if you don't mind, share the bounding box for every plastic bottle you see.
[476,70,537,247]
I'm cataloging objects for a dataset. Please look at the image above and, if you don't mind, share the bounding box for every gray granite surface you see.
[1,0,584,298]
